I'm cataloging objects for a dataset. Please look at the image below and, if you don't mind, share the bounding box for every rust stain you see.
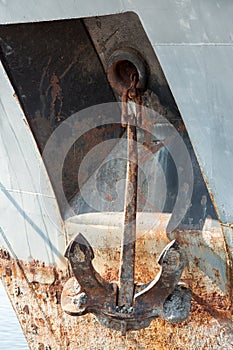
[220,223,233,314]
[195,172,233,309]
[13,92,21,106]
[49,73,63,123]
[0,230,233,350]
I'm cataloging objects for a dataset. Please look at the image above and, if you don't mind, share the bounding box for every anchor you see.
[61,68,191,335]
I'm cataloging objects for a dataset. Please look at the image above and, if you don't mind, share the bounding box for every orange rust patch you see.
[0,244,232,350]
[49,73,63,123]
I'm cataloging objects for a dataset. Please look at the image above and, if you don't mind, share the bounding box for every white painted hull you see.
[0,1,233,349]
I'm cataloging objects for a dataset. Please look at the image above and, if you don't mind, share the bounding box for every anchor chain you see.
[61,69,191,336]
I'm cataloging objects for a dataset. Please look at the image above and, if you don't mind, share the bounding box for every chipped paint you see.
[0,220,233,349]
[0,5,233,349]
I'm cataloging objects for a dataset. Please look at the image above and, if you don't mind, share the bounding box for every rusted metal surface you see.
[61,232,190,336]
[84,12,179,118]
[118,119,138,307]
[1,224,233,350]
[107,48,147,96]
[61,233,117,316]
[0,10,232,349]
[0,62,66,267]
[0,13,217,226]
[0,19,119,213]
[119,74,139,307]
[219,223,233,313]
[60,72,191,334]
[84,12,217,230]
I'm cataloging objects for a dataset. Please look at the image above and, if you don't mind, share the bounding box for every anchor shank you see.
[119,118,138,307]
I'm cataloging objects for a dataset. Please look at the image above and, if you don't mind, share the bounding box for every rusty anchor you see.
[61,70,191,335]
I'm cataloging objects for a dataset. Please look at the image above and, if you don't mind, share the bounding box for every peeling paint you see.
[1,218,233,350]
[0,7,233,349]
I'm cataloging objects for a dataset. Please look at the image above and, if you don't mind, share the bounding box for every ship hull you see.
[0,1,233,349]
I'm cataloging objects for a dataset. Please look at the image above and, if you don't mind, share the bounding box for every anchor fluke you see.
[61,234,191,335]
[61,233,117,318]
[134,239,188,305]
[64,232,94,262]
[61,62,191,334]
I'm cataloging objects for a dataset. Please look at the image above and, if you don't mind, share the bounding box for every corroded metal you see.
[61,233,117,317]
[1,225,233,349]
[1,9,233,350]
[60,63,192,335]
[61,233,191,335]
[118,118,137,307]
[107,48,147,95]
[119,74,139,307]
